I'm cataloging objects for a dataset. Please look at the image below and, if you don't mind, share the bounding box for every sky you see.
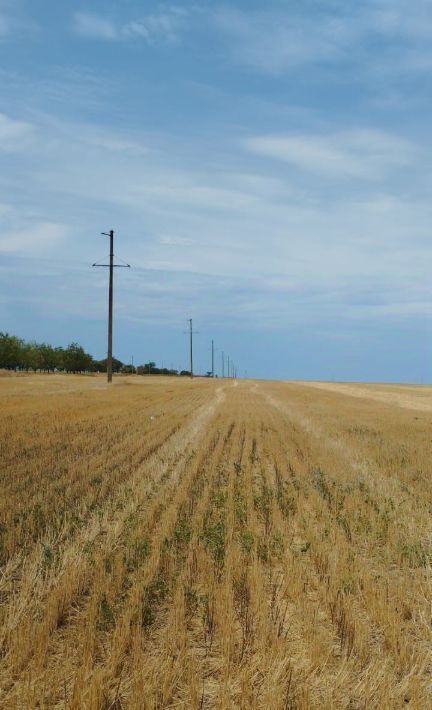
[1,0,432,381]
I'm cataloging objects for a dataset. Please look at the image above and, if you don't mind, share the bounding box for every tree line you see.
[0,333,191,376]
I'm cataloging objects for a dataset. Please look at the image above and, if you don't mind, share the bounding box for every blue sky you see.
[1,0,432,380]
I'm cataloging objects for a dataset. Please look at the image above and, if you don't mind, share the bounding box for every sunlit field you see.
[1,374,432,708]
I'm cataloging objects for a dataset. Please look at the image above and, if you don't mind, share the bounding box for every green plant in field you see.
[98,596,115,630]
[234,480,247,526]
[270,531,285,559]
[400,541,431,568]
[312,468,334,506]
[202,518,225,568]
[240,530,254,555]
[141,572,169,628]
[174,513,192,548]
[42,543,54,568]
[184,586,198,618]
[254,482,273,535]
[257,538,268,563]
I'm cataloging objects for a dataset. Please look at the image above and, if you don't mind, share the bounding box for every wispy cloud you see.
[73,12,116,40]
[0,221,69,255]
[212,6,355,73]
[0,112,34,151]
[369,0,432,40]
[123,7,188,45]
[213,1,432,74]
[0,13,9,37]
[73,8,188,44]
[244,130,416,180]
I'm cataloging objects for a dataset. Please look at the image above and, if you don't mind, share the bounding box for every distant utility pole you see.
[211,339,215,378]
[184,319,198,378]
[189,319,193,377]
[227,356,230,379]
[92,229,130,384]
[222,351,225,378]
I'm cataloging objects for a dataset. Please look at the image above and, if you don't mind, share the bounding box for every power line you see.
[92,229,130,384]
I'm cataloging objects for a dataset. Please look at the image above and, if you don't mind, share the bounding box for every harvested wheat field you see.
[1,374,432,709]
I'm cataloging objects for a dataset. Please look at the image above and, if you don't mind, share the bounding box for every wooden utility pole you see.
[183,319,199,378]
[93,230,130,384]
[189,319,194,378]
[107,229,114,383]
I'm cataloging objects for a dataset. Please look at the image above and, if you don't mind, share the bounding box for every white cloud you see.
[244,130,416,179]
[73,8,188,44]
[80,132,149,156]
[0,13,9,36]
[0,108,431,329]
[0,112,34,151]
[0,203,13,218]
[213,6,355,73]
[0,222,69,255]
[213,2,432,74]
[159,235,195,246]
[369,0,432,40]
[73,12,117,40]
[123,8,188,44]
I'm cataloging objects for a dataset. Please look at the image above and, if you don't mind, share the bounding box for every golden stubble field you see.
[1,374,432,709]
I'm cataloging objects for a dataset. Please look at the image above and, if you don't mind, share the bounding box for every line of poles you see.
[188,319,238,379]
[94,229,240,383]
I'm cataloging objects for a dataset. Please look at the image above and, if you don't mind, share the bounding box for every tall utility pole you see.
[183,319,199,378]
[106,229,114,384]
[189,319,193,377]
[93,230,130,383]
[211,339,214,377]
[222,351,225,378]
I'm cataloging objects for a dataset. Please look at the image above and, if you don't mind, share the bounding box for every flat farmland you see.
[1,375,432,709]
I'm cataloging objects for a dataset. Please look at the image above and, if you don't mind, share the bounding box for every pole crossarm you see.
[92,264,131,268]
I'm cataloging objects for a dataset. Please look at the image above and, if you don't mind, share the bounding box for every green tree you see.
[121,364,136,374]
[63,343,93,372]
[94,357,123,373]
[21,343,39,371]
[0,333,24,369]
[36,343,57,372]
